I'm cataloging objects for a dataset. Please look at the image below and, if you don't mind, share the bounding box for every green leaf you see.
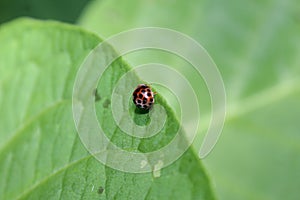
[0,18,215,199]
[79,0,300,199]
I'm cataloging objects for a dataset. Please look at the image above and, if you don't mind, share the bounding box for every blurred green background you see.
[0,0,91,24]
[1,0,299,199]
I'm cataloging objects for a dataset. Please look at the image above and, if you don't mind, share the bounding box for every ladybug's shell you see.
[132,84,155,109]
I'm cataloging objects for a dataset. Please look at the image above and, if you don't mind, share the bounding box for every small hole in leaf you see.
[98,186,104,194]
[94,89,101,102]
[102,99,111,108]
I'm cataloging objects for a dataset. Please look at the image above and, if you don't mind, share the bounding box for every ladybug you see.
[132,84,155,110]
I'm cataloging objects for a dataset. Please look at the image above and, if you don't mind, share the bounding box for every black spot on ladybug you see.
[133,84,155,110]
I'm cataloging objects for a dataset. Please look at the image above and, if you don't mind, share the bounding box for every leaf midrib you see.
[15,152,93,200]
[0,99,70,154]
